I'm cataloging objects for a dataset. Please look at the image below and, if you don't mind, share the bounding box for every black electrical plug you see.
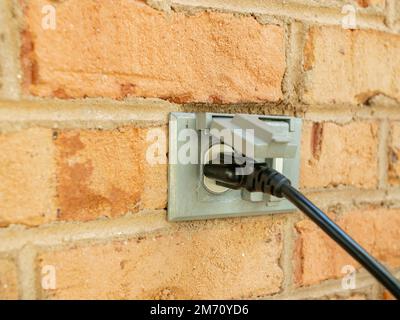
[204,152,290,197]
[204,153,400,299]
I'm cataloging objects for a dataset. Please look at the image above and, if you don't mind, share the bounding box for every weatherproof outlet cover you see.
[168,112,302,221]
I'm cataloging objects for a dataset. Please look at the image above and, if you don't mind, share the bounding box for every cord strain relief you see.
[246,167,291,198]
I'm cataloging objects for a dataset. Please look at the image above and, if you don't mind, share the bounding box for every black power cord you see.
[203,154,400,299]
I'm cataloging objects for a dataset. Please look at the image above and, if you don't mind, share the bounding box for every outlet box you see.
[168,112,302,221]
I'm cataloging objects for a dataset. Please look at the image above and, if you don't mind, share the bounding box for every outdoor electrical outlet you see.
[168,112,302,221]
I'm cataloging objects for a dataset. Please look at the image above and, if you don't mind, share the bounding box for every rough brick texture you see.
[55,127,167,221]
[303,26,400,105]
[0,258,19,299]
[38,217,283,299]
[300,121,379,189]
[383,290,396,300]
[0,126,166,226]
[21,0,285,103]
[0,0,399,302]
[354,0,385,7]
[295,208,400,286]
[0,128,56,226]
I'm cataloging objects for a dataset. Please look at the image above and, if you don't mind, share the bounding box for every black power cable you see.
[203,155,400,299]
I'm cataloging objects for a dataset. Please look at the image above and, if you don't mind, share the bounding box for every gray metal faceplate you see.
[168,112,302,221]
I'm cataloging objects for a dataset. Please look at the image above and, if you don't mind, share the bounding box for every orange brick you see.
[141,127,168,210]
[294,207,400,286]
[355,0,385,7]
[55,127,167,221]
[300,121,379,189]
[383,290,396,300]
[388,122,400,185]
[0,128,56,226]
[0,258,19,299]
[303,26,400,105]
[38,217,283,299]
[21,0,285,103]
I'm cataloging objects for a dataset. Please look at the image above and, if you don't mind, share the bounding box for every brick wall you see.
[0,0,399,300]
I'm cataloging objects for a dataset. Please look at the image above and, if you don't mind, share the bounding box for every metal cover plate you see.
[168,112,302,221]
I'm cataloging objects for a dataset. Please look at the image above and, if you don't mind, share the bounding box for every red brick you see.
[0,125,166,226]
[55,127,167,221]
[355,0,385,8]
[21,0,285,103]
[303,26,400,105]
[300,121,379,189]
[383,290,396,300]
[38,217,284,299]
[295,207,400,286]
